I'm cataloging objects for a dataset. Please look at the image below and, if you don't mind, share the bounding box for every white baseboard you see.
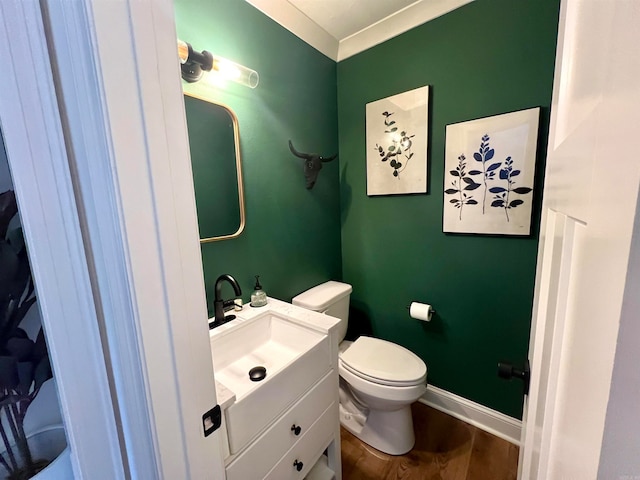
[419,385,522,446]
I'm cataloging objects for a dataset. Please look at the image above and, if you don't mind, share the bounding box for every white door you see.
[1,0,226,478]
[519,1,640,478]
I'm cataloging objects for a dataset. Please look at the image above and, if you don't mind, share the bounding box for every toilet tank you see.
[292,281,352,342]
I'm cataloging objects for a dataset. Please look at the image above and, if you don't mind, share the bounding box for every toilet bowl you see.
[338,336,426,454]
[292,281,427,455]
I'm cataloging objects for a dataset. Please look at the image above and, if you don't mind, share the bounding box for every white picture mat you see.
[443,107,540,235]
[366,86,429,195]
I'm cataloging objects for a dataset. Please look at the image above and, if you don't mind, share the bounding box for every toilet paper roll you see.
[410,302,433,322]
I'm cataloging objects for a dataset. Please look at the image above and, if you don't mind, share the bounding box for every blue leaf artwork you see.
[445,133,533,222]
[443,108,540,235]
[472,134,501,214]
[489,156,533,221]
[444,154,481,220]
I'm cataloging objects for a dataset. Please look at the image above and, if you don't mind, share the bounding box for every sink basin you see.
[211,311,331,453]
[211,311,326,398]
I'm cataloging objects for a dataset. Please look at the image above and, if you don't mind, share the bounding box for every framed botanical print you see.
[443,108,540,235]
[366,86,429,196]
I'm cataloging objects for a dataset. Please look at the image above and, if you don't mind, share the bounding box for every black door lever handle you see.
[497,359,530,395]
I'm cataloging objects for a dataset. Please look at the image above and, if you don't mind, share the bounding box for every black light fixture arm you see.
[180,42,213,83]
[187,43,213,71]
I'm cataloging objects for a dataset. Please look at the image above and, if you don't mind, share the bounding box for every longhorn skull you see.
[288,140,337,189]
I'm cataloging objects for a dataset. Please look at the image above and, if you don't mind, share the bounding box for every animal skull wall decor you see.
[288,140,337,189]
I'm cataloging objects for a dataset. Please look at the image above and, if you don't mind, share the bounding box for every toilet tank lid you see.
[292,281,352,311]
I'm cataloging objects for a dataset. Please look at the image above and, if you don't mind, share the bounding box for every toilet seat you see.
[339,336,427,387]
[338,361,427,404]
[340,362,423,387]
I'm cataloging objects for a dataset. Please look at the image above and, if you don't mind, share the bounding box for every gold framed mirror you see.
[183,92,245,242]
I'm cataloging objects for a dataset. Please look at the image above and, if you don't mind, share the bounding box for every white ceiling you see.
[288,0,418,41]
[246,0,474,61]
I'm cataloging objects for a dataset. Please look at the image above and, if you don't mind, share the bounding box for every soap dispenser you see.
[250,275,267,307]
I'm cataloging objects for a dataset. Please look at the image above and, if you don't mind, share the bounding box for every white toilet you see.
[292,280,427,455]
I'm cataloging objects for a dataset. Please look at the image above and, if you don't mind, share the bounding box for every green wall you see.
[176,0,560,419]
[337,0,560,418]
[174,0,342,313]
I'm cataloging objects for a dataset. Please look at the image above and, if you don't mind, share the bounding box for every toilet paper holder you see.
[406,302,436,322]
[405,304,436,314]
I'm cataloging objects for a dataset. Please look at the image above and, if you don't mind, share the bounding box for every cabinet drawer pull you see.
[293,459,303,472]
[291,424,302,436]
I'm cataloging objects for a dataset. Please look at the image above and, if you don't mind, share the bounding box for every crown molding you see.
[246,0,339,60]
[338,0,474,61]
[246,0,473,62]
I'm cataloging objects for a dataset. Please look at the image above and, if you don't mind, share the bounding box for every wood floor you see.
[341,402,519,480]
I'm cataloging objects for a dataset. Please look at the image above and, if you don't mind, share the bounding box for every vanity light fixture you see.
[178,39,259,89]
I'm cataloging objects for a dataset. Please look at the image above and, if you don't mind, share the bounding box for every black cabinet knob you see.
[293,459,303,471]
[291,424,301,436]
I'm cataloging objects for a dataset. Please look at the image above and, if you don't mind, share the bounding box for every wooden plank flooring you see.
[341,402,518,480]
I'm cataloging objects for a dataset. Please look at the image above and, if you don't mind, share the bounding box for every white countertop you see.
[209,297,341,411]
[215,380,236,410]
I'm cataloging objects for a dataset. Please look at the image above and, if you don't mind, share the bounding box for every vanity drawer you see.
[226,371,336,480]
[265,402,338,480]
[225,335,331,453]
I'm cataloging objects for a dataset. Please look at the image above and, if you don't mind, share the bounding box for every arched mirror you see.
[183,93,245,242]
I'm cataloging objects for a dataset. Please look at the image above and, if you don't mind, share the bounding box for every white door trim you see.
[519,1,640,477]
[518,210,578,479]
[40,1,164,476]
[0,1,125,478]
[2,0,226,477]
[42,0,226,477]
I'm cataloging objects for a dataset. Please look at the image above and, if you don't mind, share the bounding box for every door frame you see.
[0,1,125,477]
[0,0,225,478]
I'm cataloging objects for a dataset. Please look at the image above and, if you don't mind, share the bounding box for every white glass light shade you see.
[211,56,259,89]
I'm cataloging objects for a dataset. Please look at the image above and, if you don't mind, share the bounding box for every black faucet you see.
[211,274,242,328]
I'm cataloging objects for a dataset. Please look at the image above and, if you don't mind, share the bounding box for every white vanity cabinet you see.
[226,371,338,480]
[210,299,342,480]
